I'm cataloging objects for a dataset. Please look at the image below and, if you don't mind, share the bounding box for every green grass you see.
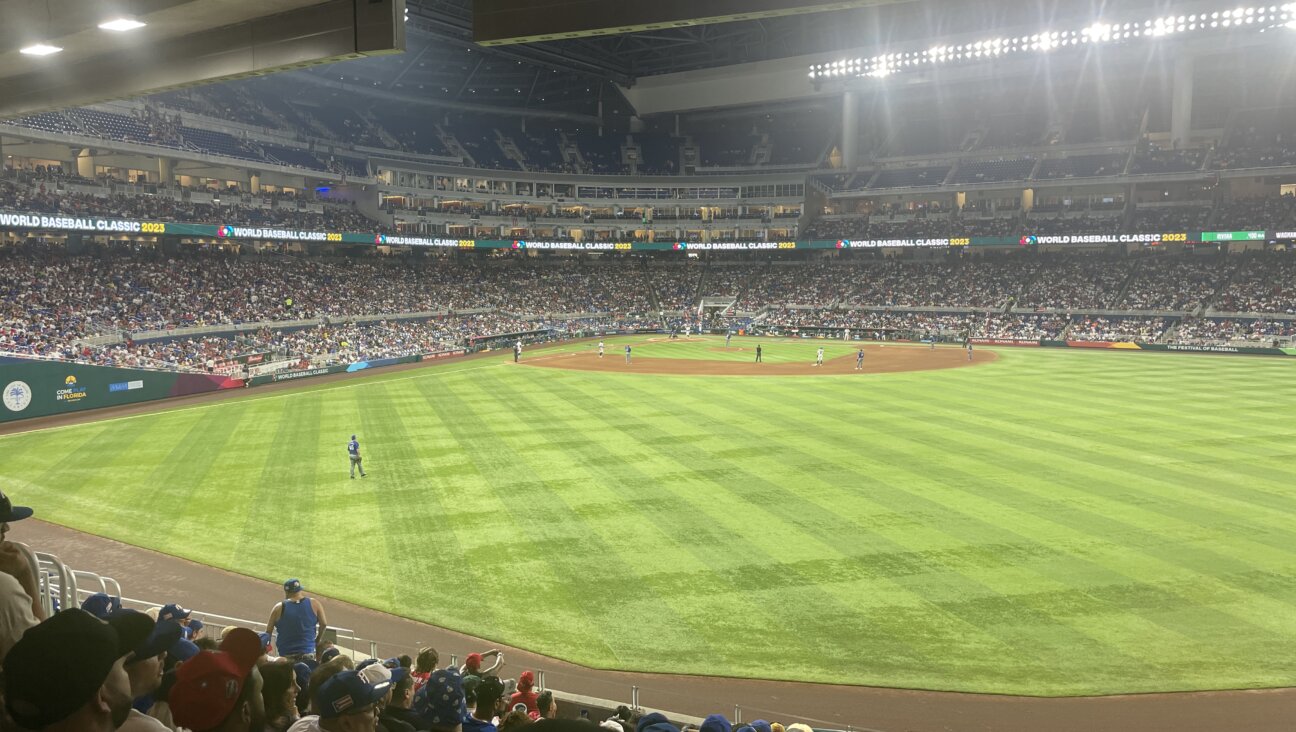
[5,337,1296,695]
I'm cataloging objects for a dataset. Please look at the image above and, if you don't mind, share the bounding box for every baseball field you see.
[4,336,1296,696]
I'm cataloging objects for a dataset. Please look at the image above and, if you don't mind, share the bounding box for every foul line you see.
[0,360,508,441]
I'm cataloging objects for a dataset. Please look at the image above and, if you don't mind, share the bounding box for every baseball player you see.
[855,348,865,370]
[348,435,366,479]
[598,340,605,358]
[725,331,732,347]
[815,347,825,367]
[514,340,522,363]
[684,324,691,338]
[930,333,936,351]
[624,344,632,364]
[967,341,974,361]
[755,344,762,363]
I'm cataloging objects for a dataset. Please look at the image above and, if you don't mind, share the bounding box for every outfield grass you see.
[5,337,1296,695]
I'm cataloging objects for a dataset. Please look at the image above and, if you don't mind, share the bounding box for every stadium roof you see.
[0,0,404,118]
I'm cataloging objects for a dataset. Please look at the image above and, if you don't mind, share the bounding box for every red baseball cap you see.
[218,627,265,669]
[465,652,482,669]
[169,650,257,732]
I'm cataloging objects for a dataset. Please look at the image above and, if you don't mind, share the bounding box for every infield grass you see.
[4,337,1296,696]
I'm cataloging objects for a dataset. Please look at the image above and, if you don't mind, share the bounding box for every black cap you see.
[0,490,33,522]
[109,611,183,664]
[4,609,124,728]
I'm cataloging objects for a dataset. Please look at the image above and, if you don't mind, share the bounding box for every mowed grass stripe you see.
[421,371,627,662]
[582,373,1100,688]
[502,366,982,679]
[778,371,1296,686]
[788,375,1296,624]
[522,370,989,685]
[610,374,1159,691]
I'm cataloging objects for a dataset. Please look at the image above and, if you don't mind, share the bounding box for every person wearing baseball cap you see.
[82,592,124,620]
[3,608,137,732]
[169,645,265,732]
[268,578,329,664]
[288,669,391,732]
[0,489,43,657]
[508,671,539,716]
[110,611,184,732]
[463,676,508,732]
[411,665,467,732]
[158,603,195,639]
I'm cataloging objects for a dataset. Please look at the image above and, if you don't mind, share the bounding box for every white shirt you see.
[288,716,323,732]
[118,709,171,732]
[0,572,38,660]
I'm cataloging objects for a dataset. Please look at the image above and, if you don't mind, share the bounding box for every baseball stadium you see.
[1,1,1296,730]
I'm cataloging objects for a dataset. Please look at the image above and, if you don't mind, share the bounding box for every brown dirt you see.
[523,343,996,376]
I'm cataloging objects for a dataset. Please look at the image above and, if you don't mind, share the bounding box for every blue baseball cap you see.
[700,715,732,732]
[317,670,390,719]
[169,638,200,665]
[636,713,670,732]
[80,592,122,620]
[412,666,466,728]
[158,604,191,623]
[283,578,303,593]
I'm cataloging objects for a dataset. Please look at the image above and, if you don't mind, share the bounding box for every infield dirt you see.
[522,343,996,376]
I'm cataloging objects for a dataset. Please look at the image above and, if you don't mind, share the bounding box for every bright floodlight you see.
[19,43,62,55]
[98,18,146,31]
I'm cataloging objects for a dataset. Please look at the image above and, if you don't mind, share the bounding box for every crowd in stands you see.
[1175,317,1296,342]
[0,491,833,732]
[1068,316,1173,342]
[8,240,1296,370]
[1119,258,1224,310]
[1214,253,1296,314]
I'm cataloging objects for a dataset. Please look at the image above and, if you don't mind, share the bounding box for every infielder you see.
[625,344,632,364]
[755,344,762,363]
[348,435,366,479]
[855,348,865,370]
[725,331,732,347]
[598,340,605,358]
[513,340,522,363]
[815,347,825,367]
[966,341,974,361]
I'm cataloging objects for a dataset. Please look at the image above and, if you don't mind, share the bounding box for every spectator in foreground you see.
[464,676,508,732]
[288,669,391,732]
[509,670,539,715]
[498,709,532,732]
[3,609,137,732]
[82,591,124,620]
[268,578,329,663]
[411,646,439,691]
[379,664,422,731]
[0,490,43,657]
[158,603,194,639]
[113,611,183,732]
[169,645,264,732]
[411,664,467,732]
[461,649,503,679]
[261,662,302,732]
[533,691,557,721]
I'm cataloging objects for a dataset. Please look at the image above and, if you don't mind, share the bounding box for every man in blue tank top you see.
[266,578,329,663]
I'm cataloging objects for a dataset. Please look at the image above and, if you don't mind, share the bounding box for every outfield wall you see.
[976,339,1296,355]
[0,356,243,423]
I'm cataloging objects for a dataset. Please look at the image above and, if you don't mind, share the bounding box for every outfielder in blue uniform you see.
[855,348,865,370]
[348,435,366,479]
[624,345,632,364]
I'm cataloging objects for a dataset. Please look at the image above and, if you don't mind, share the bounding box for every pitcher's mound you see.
[522,345,995,376]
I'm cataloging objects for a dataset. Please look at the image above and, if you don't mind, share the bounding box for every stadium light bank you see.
[809,4,1296,81]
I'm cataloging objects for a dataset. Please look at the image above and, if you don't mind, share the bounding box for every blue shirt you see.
[274,597,318,656]
[625,346,631,353]
[348,439,359,457]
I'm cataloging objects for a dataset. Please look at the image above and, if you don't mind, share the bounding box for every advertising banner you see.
[0,357,241,423]
[969,338,1041,346]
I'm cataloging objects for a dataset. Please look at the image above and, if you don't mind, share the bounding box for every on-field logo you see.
[2,381,31,412]
[216,225,232,238]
